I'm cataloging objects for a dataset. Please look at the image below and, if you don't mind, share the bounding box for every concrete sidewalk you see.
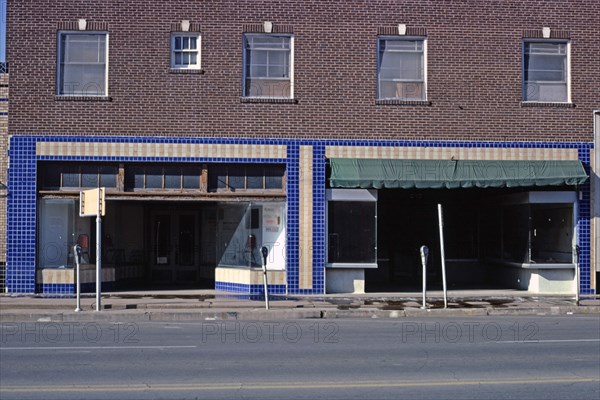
[1,290,599,322]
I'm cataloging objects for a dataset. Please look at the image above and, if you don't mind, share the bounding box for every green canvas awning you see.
[329,158,588,189]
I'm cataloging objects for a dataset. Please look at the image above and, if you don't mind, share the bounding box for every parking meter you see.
[420,245,429,309]
[261,246,269,267]
[420,245,429,267]
[260,246,270,310]
[74,244,82,312]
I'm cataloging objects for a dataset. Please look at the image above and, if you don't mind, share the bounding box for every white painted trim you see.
[522,39,571,104]
[594,110,600,272]
[326,189,378,202]
[376,36,427,101]
[326,263,378,269]
[289,35,295,99]
[500,191,577,205]
[170,32,202,70]
[56,31,109,96]
[492,260,575,270]
[567,41,572,103]
[241,33,294,99]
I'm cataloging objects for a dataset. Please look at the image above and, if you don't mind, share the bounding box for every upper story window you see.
[243,34,293,98]
[125,165,202,191]
[377,37,426,101]
[208,164,286,193]
[57,32,108,96]
[523,41,569,103]
[38,163,118,190]
[171,33,201,69]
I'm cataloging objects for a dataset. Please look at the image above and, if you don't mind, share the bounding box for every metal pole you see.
[261,246,270,310]
[74,244,81,312]
[96,193,102,312]
[575,245,580,305]
[438,204,448,309]
[420,245,429,309]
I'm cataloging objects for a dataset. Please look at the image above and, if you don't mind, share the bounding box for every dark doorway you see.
[150,210,201,284]
[367,189,507,292]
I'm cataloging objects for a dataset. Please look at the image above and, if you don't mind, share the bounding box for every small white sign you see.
[80,188,106,217]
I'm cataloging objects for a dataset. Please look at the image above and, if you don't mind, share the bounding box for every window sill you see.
[376,99,432,106]
[169,68,206,75]
[521,102,575,108]
[240,97,298,104]
[55,96,112,102]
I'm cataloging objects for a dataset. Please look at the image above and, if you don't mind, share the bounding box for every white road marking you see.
[497,338,600,344]
[0,345,197,350]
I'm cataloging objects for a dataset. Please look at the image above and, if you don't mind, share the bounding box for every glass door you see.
[150,211,199,283]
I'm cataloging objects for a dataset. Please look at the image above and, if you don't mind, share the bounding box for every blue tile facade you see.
[35,282,115,295]
[6,135,595,295]
[285,143,300,293]
[215,281,287,295]
[6,137,37,293]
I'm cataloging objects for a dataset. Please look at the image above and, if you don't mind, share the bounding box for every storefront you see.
[325,155,589,294]
[5,136,595,296]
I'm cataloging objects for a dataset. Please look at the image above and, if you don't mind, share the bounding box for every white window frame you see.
[56,31,109,96]
[522,40,571,103]
[242,34,294,99]
[170,33,202,70]
[377,36,427,101]
[594,110,600,272]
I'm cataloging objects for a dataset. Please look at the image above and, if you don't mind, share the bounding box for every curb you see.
[1,306,598,322]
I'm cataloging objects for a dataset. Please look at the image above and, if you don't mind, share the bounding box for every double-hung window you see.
[523,41,569,103]
[57,32,108,96]
[171,33,201,69]
[377,37,426,101]
[243,34,293,98]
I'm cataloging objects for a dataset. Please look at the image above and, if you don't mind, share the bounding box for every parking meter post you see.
[74,244,82,312]
[420,245,429,310]
[438,204,448,309]
[261,246,270,310]
[575,245,580,304]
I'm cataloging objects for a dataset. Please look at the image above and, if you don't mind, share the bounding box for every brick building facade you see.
[5,0,599,295]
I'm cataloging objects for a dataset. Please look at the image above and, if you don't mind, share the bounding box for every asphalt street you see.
[1,315,599,400]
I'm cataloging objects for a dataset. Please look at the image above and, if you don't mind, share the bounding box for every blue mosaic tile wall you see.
[6,137,37,293]
[35,282,115,295]
[6,135,595,295]
[215,281,287,295]
[577,148,593,295]
[311,144,326,294]
[285,143,300,293]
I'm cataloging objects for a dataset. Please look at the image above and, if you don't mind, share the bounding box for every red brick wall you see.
[6,0,600,141]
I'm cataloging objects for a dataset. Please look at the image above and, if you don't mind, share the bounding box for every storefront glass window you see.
[215,202,286,269]
[38,199,90,268]
[328,201,377,264]
[502,205,531,263]
[531,204,573,263]
[495,201,574,264]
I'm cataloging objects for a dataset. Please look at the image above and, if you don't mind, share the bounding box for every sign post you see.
[438,204,448,309]
[80,188,105,312]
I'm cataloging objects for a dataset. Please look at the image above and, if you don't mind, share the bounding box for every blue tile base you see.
[35,282,115,295]
[215,281,287,295]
